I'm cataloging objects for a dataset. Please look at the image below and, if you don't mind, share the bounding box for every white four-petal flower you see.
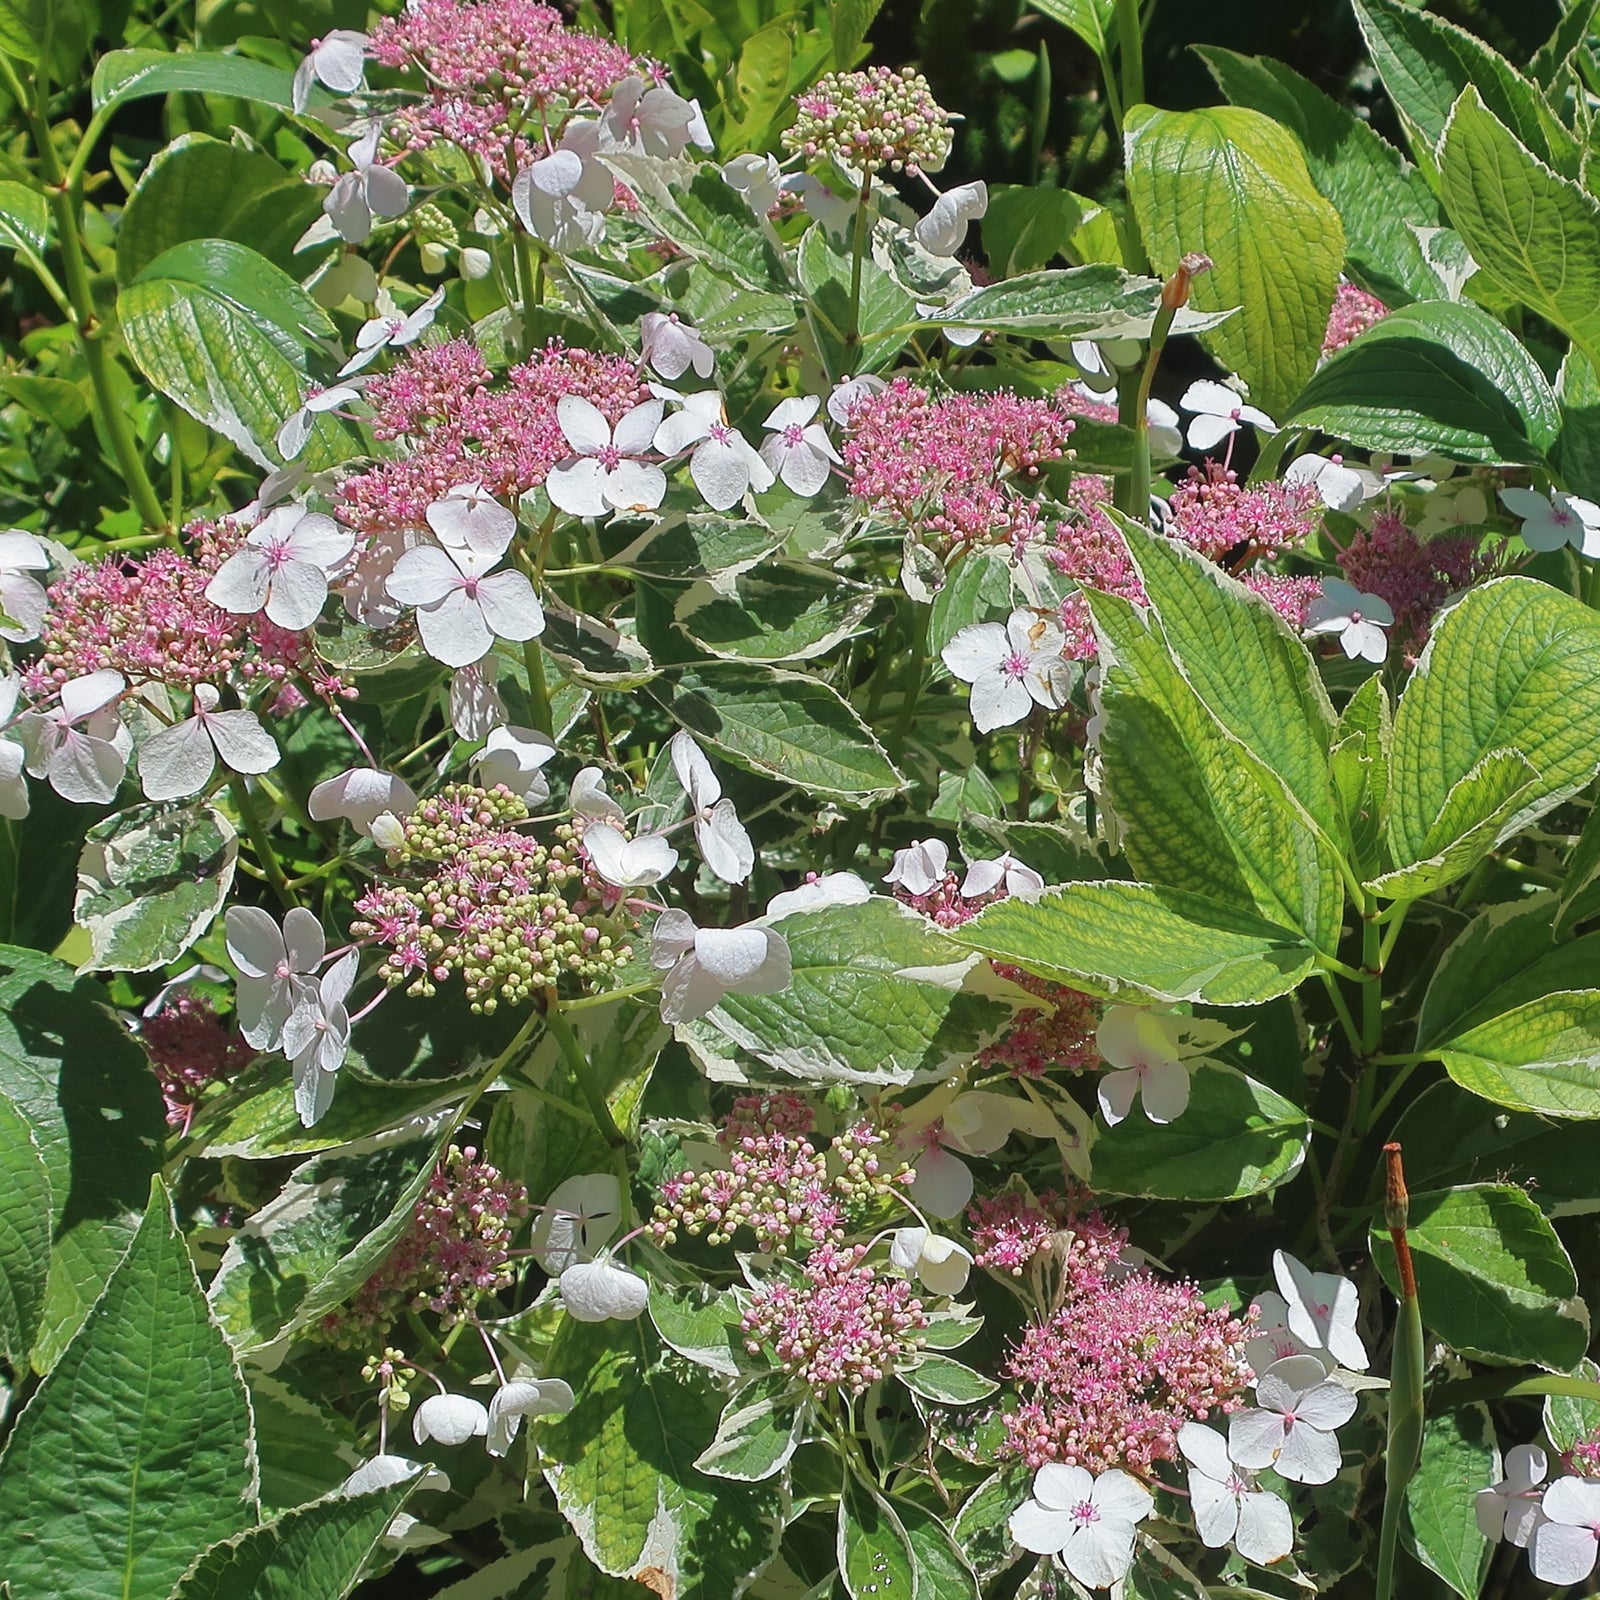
[1500,486,1600,556]
[884,837,950,897]
[1178,1421,1295,1565]
[225,904,325,1052]
[16,669,130,804]
[640,312,715,381]
[386,544,545,668]
[546,398,668,518]
[292,28,368,112]
[1008,1462,1153,1588]
[942,609,1072,734]
[583,822,679,888]
[0,529,50,642]
[412,1392,489,1448]
[1476,1443,1548,1548]
[1178,378,1277,453]
[530,1173,623,1275]
[915,181,988,258]
[339,286,445,378]
[888,1226,974,1295]
[669,731,753,884]
[650,908,792,1023]
[308,766,418,837]
[559,1257,650,1322]
[282,948,359,1127]
[425,483,516,559]
[0,674,29,819]
[961,851,1044,903]
[325,125,409,245]
[475,725,558,805]
[486,1378,574,1457]
[654,392,775,511]
[138,684,280,802]
[1228,1354,1356,1485]
[1530,1475,1600,1584]
[1271,1249,1369,1371]
[1095,1007,1195,1126]
[1305,578,1394,665]
[757,397,841,497]
[205,505,355,631]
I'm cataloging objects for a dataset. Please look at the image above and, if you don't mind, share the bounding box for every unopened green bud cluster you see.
[784,66,952,177]
[351,783,637,1011]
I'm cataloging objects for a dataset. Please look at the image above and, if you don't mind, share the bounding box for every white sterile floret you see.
[1530,1476,1600,1584]
[597,77,699,158]
[559,1257,650,1322]
[474,725,558,805]
[1415,478,1488,535]
[960,851,1044,903]
[1499,486,1600,556]
[1094,1006,1201,1126]
[325,125,410,245]
[450,662,506,740]
[486,1378,575,1457]
[884,837,949,897]
[654,391,775,511]
[276,379,364,461]
[723,153,783,216]
[0,675,30,820]
[915,180,987,258]
[412,1392,489,1447]
[758,397,841,497]
[1304,578,1394,665]
[546,397,668,517]
[888,1226,973,1295]
[1146,396,1183,457]
[512,146,613,254]
[569,765,627,824]
[1476,1443,1548,1547]
[425,483,517,559]
[282,948,359,1127]
[942,609,1073,734]
[1178,378,1277,453]
[1008,1463,1152,1588]
[138,684,280,802]
[1285,452,1380,515]
[669,730,754,884]
[1244,1288,1319,1374]
[309,767,418,837]
[16,669,130,805]
[650,909,792,1024]
[530,1173,623,1275]
[899,1089,1023,1219]
[292,28,368,112]
[1178,1421,1295,1565]
[1228,1354,1356,1485]
[827,373,888,428]
[640,312,716,382]
[1271,1249,1369,1371]
[225,904,325,1051]
[334,284,441,377]
[206,504,355,632]
[0,529,51,641]
[582,822,678,888]
[385,544,545,668]
[765,871,871,921]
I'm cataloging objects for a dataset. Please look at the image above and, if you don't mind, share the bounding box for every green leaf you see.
[675,563,878,663]
[1370,1184,1589,1368]
[1124,103,1344,415]
[542,1314,782,1598]
[694,1373,804,1481]
[931,264,1232,341]
[1558,346,1600,510]
[649,1283,747,1378]
[1439,88,1600,370]
[678,896,1016,1086]
[0,945,163,1369]
[1389,578,1600,876]
[1351,0,1579,179]
[0,1091,50,1366]
[0,373,89,432]
[1288,298,1560,463]
[1029,0,1112,59]
[1544,1356,1600,1452]
[1406,1405,1493,1598]
[980,185,1088,275]
[249,1375,364,1511]
[838,1474,918,1600]
[951,1468,1030,1579]
[73,801,238,973]
[796,223,915,377]
[895,1496,981,1600]
[118,239,345,471]
[900,1354,999,1404]
[1195,47,1441,303]
[829,0,885,65]
[1090,1063,1308,1200]
[1331,673,1393,881]
[1434,995,1600,1119]
[0,0,93,81]
[207,1128,446,1353]
[0,179,48,258]
[1087,585,1344,951]
[651,666,903,803]
[951,881,1314,1005]
[173,1482,416,1600]
[92,47,298,114]
[116,133,324,284]
[540,599,657,689]
[0,1181,254,1600]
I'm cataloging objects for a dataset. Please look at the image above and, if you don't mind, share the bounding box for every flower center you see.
[1069,1501,1100,1529]
[1000,650,1030,682]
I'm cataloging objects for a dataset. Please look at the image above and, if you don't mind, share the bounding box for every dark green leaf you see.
[0,1090,51,1367]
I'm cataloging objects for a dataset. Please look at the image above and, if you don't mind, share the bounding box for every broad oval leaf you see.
[1289,300,1560,464]
[676,563,878,663]
[92,47,298,113]
[838,1474,918,1600]
[0,1091,51,1367]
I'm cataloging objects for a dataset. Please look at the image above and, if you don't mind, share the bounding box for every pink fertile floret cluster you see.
[369,0,638,182]
[965,1188,1085,1275]
[1322,281,1388,356]
[980,967,1102,1079]
[321,1144,529,1344]
[998,1204,1253,1472]
[741,1241,929,1398]
[652,1093,913,1251]
[843,379,1078,558]
[140,995,257,1129]
[1338,506,1500,659]
[338,340,647,534]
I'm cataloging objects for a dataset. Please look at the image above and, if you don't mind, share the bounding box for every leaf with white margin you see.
[676,896,1019,1086]
[74,802,238,973]
[541,1313,783,1598]
[694,1371,805,1481]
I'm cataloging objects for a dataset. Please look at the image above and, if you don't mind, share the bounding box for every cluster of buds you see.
[741,1242,930,1398]
[998,1204,1253,1472]
[980,968,1102,1079]
[321,1146,529,1344]
[843,380,1078,560]
[651,1094,913,1251]
[139,994,258,1128]
[351,784,637,1010]
[1165,461,1323,565]
[1322,280,1388,356]
[361,1347,418,1415]
[784,66,953,177]
[965,1187,1084,1276]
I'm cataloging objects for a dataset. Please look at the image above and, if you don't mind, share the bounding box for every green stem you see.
[545,1000,632,1224]
[1318,972,1363,1057]
[1113,0,1146,128]
[846,171,874,356]
[1360,905,1383,1056]
[1366,1059,1423,1131]
[3,56,169,536]
[522,637,552,736]
[228,776,293,912]
[1376,1144,1425,1600]
[1432,1373,1600,1410]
